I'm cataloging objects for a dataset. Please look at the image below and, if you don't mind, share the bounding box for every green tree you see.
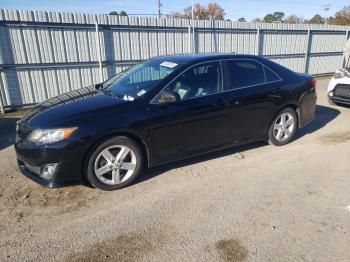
[308,14,325,24]
[264,13,276,23]
[284,15,304,24]
[264,11,285,23]
[109,11,118,15]
[238,17,246,22]
[273,12,285,21]
[119,11,128,16]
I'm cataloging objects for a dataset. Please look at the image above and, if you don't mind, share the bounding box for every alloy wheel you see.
[273,112,295,142]
[94,145,137,185]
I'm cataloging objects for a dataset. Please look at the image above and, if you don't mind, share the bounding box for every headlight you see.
[334,71,346,79]
[28,127,77,145]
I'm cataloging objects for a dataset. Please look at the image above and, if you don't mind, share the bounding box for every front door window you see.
[164,62,221,100]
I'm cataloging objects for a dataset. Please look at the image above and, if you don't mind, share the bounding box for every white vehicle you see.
[328,69,350,105]
[328,40,350,106]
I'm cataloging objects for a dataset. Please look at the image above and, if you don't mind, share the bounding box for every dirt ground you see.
[0,79,349,262]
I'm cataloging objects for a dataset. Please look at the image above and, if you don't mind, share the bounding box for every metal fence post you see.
[95,16,103,83]
[255,28,261,56]
[188,24,192,53]
[0,100,4,114]
[0,77,4,114]
[343,30,349,68]
[192,22,195,53]
[304,29,312,74]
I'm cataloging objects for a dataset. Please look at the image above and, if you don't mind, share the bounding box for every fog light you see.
[40,164,57,180]
[329,91,334,97]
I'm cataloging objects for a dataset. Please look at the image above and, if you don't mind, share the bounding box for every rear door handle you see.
[214,98,229,106]
[273,87,281,93]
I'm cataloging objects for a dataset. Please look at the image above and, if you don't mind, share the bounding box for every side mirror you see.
[95,83,103,89]
[155,90,180,104]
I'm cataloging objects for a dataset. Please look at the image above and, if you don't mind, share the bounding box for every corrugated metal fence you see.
[0,9,349,111]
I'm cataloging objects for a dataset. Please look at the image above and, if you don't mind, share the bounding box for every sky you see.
[0,0,349,21]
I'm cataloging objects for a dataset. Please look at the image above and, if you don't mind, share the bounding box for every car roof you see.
[149,53,261,65]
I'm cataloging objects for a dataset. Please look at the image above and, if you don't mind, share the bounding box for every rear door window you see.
[225,60,265,90]
[224,59,280,91]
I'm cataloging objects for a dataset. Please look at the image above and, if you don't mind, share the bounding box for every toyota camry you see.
[15,54,317,190]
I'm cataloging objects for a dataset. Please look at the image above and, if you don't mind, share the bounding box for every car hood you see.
[21,86,129,128]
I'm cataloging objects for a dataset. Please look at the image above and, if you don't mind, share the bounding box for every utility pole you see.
[191,0,194,21]
[191,0,195,54]
[157,0,161,18]
[323,4,331,25]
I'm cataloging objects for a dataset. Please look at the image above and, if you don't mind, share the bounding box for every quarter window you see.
[264,66,281,82]
[164,62,221,101]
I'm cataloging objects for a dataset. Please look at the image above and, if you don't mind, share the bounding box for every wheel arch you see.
[287,104,301,127]
[81,131,150,182]
[268,104,300,136]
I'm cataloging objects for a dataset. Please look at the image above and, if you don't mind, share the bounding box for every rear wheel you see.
[86,136,144,190]
[268,108,298,146]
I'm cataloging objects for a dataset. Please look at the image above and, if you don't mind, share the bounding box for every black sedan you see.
[15,54,317,190]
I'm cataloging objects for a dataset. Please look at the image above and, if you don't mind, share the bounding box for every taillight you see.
[311,79,316,88]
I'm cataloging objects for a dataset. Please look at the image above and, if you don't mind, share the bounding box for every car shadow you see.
[135,141,266,185]
[294,104,340,140]
[0,118,18,150]
[135,104,340,186]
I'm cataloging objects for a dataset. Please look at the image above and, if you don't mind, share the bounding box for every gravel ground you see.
[0,79,349,262]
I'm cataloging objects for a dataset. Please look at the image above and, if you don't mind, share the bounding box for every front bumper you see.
[15,136,85,188]
[328,84,350,105]
[17,160,64,188]
[329,96,350,105]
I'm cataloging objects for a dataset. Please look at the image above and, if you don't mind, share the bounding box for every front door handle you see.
[227,97,240,105]
[214,99,240,106]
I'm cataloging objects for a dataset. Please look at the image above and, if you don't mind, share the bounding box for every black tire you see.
[328,97,335,105]
[86,136,144,191]
[268,107,298,146]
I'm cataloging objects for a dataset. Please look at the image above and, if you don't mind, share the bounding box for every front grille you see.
[25,163,41,175]
[334,84,350,99]
[18,160,41,176]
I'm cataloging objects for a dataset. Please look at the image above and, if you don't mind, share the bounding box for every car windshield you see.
[100,59,179,101]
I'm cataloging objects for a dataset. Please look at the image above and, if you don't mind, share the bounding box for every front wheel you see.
[328,97,336,106]
[268,108,298,146]
[86,136,144,191]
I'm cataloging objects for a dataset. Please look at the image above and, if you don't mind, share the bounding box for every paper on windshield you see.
[160,61,178,68]
[137,89,146,96]
[123,95,134,101]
